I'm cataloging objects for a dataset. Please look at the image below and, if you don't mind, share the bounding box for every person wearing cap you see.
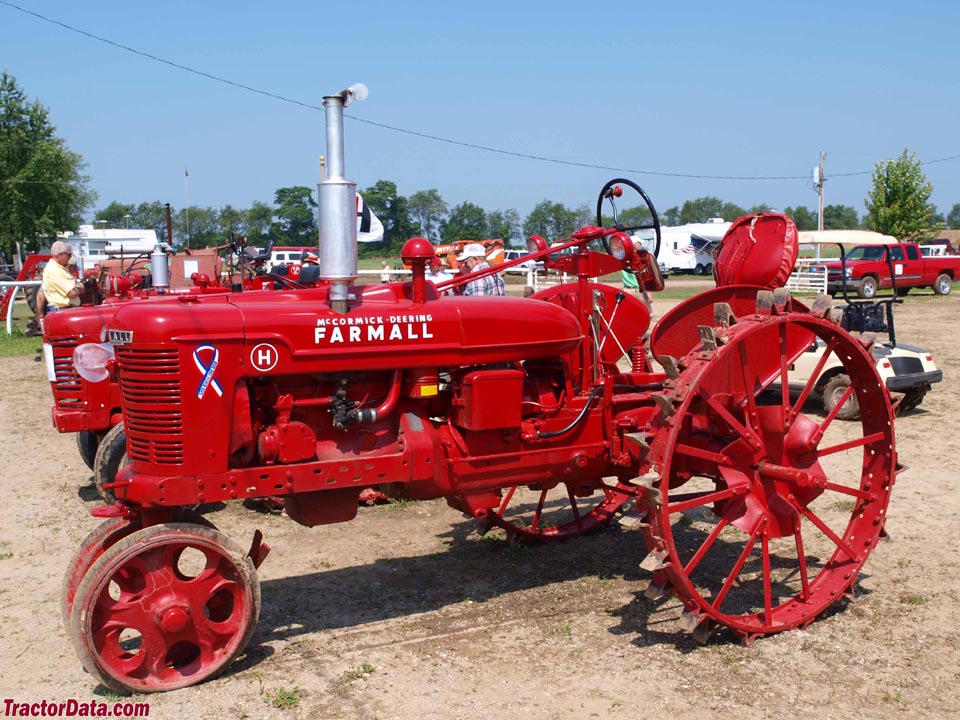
[300,250,319,266]
[427,257,453,287]
[457,243,505,297]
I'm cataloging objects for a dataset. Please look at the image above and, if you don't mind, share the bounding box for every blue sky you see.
[3,0,959,226]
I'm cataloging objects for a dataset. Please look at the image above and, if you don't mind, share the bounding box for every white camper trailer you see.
[652,218,731,275]
[58,225,170,272]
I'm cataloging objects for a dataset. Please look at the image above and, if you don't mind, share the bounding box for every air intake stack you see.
[319,83,368,314]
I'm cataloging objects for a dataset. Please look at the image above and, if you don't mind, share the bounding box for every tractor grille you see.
[116,347,184,465]
[47,335,82,407]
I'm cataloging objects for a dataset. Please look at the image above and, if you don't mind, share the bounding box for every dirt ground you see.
[1,282,959,720]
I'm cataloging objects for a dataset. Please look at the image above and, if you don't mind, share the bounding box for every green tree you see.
[523,200,579,240]
[601,204,653,228]
[128,201,172,243]
[218,204,244,239]
[678,197,721,224]
[947,204,960,230]
[661,206,681,226]
[96,201,135,228]
[784,206,818,231]
[361,180,417,253]
[0,72,96,254]
[864,149,942,241]
[822,204,859,230]
[441,201,488,242]
[487,208,520,244]
[748,204,773,214]
[178,206,220,248]
[272,186,316,245]
[245,201,274,243]
[408,188,448,241]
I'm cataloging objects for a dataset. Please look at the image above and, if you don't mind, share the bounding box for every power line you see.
[3,0,960,182]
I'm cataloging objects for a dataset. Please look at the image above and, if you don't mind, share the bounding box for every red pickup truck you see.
[817,241,960,298]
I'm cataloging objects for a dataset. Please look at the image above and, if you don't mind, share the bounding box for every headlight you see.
[609,232,634,261]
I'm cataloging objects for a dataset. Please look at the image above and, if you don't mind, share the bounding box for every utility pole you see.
[816,151,826,231]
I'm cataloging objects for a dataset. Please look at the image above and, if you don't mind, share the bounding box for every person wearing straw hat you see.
[457,243,504,297]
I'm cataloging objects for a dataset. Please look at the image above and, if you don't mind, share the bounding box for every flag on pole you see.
[185,168,189,177]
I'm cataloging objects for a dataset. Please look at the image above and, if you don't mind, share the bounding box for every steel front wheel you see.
[70,523,260,694]
[642,295,895,640]
[61,517,142,632]
[486,479,637,541]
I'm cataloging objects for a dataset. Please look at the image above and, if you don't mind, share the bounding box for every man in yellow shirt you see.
[36,241,81,329]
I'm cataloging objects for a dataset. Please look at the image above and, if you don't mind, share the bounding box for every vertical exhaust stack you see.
[319,83,368,314]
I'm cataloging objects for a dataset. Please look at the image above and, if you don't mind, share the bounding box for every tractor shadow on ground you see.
[240,519,702,666]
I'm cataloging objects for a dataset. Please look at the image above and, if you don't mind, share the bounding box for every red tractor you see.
[44,239,280,500]
[62,86,897,694]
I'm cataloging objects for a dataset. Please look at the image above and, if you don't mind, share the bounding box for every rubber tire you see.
[857,276,878,299]
[898,388,926,414]
[704,262,713,276]
[25,285,39,314]
[93,422,128,505]
[822,373,860,421]
[934,273,952,296]
[694,263,704,276]
[76,431,100,471]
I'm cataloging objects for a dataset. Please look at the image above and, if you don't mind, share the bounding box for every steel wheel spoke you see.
[496,486,517,515]
[700,390,760,446]
[711,519,765,611]
[737,343,759,431]
[531,489,548,532]
[817,382,857,438]
[791,337,839,417]
[818,432,887,458]
[683,515,730,576]
[822,481,874,501]
[762,533,773,625]
[566,486,582,523]
[794,520,810,601]
[667,485,740,515]
[674,443,729,466]
[779,324,790,411]
[789,499,859,562]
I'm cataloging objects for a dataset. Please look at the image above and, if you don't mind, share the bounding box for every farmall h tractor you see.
[63,85,897,693]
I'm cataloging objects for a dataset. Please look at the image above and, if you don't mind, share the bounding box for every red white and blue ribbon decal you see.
[193,344,223,399]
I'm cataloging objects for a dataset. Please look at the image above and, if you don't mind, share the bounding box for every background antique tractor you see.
[62,85,897,694]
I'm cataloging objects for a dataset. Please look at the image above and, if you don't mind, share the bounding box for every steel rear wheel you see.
[642,297,895,640]
[486,479,637,541]
[70,523,259,694]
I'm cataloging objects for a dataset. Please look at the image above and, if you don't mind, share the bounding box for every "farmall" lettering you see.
[314,314,434,344]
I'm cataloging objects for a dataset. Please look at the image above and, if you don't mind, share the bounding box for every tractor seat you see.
[299,265,321,283]
[270,264,289,277]
[839,301,889,334]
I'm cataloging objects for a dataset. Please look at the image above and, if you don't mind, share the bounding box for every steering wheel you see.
[595,178,661,259]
